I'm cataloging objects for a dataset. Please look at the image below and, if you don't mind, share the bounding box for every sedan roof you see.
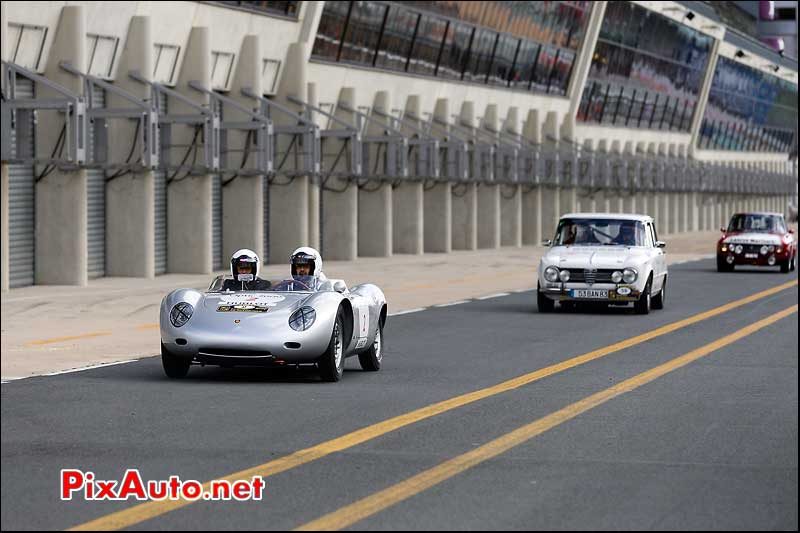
[560,213,654,222]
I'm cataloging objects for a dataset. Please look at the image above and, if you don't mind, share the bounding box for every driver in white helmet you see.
[290,246,330,290]
[222,249,271,291]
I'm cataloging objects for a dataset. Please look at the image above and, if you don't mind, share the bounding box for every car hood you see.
[201,292,311,314]
[722,232,783,246]
[544,246,649,269]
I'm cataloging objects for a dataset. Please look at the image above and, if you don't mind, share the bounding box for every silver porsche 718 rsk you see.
[159,275,387,382]
[537,213,668,314]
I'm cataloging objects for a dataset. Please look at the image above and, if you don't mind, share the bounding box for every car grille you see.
[198,347,273,358]
[565,269,616,284]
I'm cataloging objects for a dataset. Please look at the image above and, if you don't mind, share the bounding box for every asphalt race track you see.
[1,258,797,530]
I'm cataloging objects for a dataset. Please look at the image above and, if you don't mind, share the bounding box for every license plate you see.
[745,253,758,259]
[571,289,608,299]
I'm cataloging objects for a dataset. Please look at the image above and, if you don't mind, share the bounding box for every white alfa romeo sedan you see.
[537,214,668,314]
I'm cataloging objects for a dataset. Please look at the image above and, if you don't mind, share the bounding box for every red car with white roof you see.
[717,212,796,273]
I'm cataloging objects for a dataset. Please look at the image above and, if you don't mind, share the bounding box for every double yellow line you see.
[298,303,798,530]
[69,280,797,531]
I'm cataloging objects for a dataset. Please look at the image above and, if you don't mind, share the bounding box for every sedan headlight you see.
[544,266,560,282]
[558,269,571,282]
[760,245,769,255]
[735,245,743,254]
[611,271,623,283]
[768,245,775,253]
[289,307,316,331]
[170,302,194,328]
[622,268,638,284]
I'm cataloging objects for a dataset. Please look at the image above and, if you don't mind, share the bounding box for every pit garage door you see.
[8,76,35,288]
[87,88,106,279]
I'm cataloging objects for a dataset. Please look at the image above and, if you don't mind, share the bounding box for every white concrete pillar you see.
[500,184,522,247]
[358,91,393,257]
[452,183,477,250]
[656,143,670,234]
[321,87,358,260]
[522,186,542,245]
[424,183,451,253]
[222,35,265,264]
[597,139,612,213]
[393,182,424,254]
[1,163,7,292]
[36,6,88,285]
[477,184,501,248]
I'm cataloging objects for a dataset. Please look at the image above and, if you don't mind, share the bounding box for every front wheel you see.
[634,278,652,315]
[537,286,554,313]
[358,322,383,372]
[161,342,190,378]
[780,257,791,273]
[716,257,733,272]
[318,313,345,382]
[652,277,666,310]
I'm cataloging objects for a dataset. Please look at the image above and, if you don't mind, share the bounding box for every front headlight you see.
[559,269,571,282]
[760,245,769,255]
[170,302,194,328]
[735,245,743,254]
[289,307,316,331]
[622,268,638,284]
[611,270,623,283]
[768,245,775,252]
[544,266,560,282]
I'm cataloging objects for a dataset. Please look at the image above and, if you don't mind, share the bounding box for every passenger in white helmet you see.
[222,249,271,291]
[290,247,330,291]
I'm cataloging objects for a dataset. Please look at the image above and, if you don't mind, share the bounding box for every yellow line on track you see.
[67,279,797,531]
[296,304,799,531]
[26,332,112,346]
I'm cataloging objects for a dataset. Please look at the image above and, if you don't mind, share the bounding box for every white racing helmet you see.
[291,247,322,277]
[231,249,259,282]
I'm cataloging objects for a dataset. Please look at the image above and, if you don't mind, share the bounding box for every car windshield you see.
[207,275,320,293]
[554,218,646,246]
[727,214,785,233]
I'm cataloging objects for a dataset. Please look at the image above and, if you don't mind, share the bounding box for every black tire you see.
[537,286,555,313]
[358,322,383,372]
[716,257,733,272]
[634,277,652,315]
[318,313,345,382]
[161,342,190,379]
[791,254,797,272]
[652,277,666,310]
[780,258,791,273]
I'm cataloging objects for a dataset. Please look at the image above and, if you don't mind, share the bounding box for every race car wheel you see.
[318,313,345,382]
[716,257,733,272]
[791,253,797,272]
[634,277,652,315]
[358,322,382,372]
[537,285,554,313]
[652,277,666,310]
[780,257,791,273]
[161,343,190,379]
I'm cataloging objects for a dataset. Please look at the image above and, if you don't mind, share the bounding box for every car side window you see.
[646,223,656,248]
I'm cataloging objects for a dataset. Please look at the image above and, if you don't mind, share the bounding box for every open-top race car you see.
[537,214,668,314]
[159,274,387,382]
[717,212,796,273]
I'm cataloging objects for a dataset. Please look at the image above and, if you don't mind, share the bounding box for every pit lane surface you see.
[1,259,797,530]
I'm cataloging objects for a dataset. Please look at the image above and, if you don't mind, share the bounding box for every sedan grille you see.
[198,347,273,358]
[565,269,616,284]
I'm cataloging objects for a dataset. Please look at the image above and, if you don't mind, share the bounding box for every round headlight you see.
[170,302,194,328]
[544,266,560,282]
[611,271,623,283]
[289,306,316,331]
[559,269,571,282]
[760,245,769,255]
[768,245,775,252]
[735,245,743,254]
[622,268,638,284]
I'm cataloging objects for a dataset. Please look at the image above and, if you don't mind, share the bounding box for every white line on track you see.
[476,292,511,300]
[41,360,141,377]
[433,300,471,308]
[388,307,427,317]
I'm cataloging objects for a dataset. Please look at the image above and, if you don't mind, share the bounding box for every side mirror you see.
[720,227,726,232]
[542,239,552,247]
[333,281,347,293]
[655,241,667,249]
[790,229,795,234]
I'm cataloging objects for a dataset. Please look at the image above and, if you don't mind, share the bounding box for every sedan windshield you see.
[554,219,646,246]
[727,214,785,233]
